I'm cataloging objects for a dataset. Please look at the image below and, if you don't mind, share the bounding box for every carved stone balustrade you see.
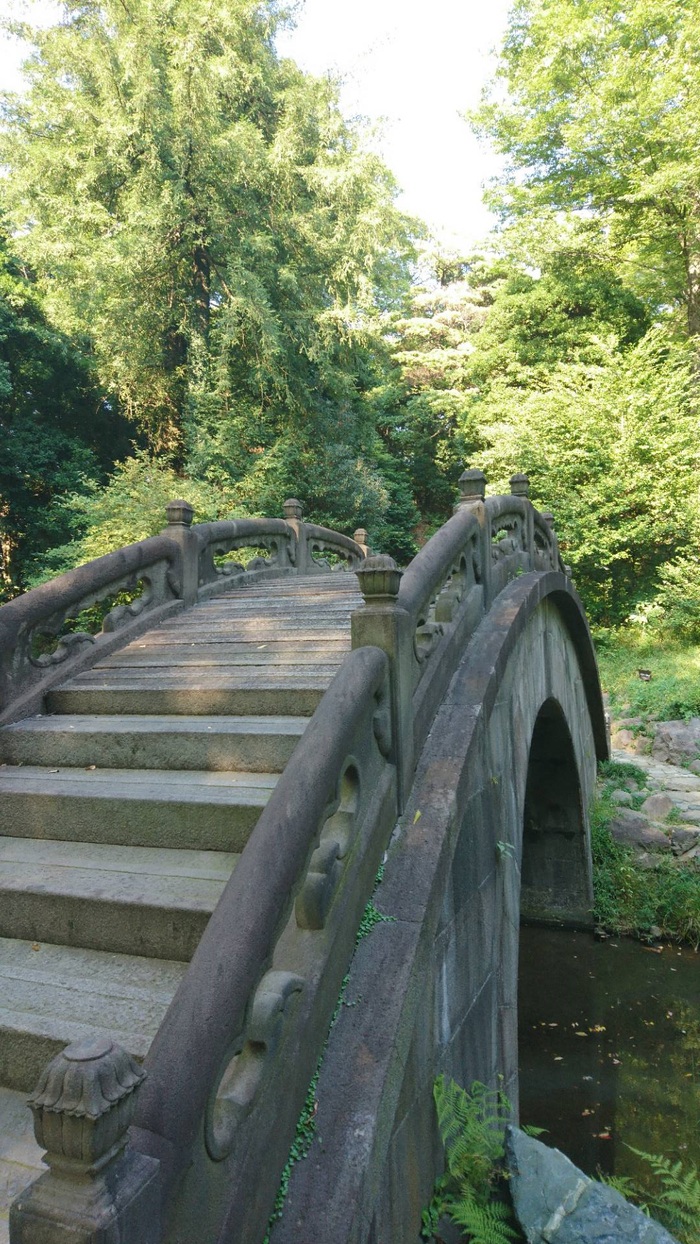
[10,1038,159,1243]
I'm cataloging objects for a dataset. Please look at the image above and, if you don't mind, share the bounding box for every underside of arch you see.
[521,697,594,928]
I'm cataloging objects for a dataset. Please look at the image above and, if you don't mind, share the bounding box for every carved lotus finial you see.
[356,554,402,604]
[28,1038,146,1169]
[283,498,303,521]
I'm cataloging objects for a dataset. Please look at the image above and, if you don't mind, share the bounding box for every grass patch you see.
[595,629,700,721]
[591,787,700,947]
[598,758,647,788]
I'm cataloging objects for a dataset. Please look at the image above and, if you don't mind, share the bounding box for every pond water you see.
[518,926,700,1197]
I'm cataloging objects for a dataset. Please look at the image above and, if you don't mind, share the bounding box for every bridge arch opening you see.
[520,697,593,928]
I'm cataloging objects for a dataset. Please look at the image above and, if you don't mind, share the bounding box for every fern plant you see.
[421,1077,519,1244]
[627,1147,700,1244]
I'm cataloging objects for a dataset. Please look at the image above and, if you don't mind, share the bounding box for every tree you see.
[1,0,416,471]
[473,0,700,333]
[473,327,700,625]
[0,229,129,598]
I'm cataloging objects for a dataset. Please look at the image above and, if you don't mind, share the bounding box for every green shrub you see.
[603,1149,700,1244]
[591,790,700,947]
[653,555,700,644]
[596,631,700,721]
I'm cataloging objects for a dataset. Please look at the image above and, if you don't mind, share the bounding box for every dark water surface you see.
[518,927,700,1194]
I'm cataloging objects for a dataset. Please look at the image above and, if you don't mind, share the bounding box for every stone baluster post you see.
[283,498,307,574]
[10,1038,160,1243]
[352,528,371,560]
[541,511,562,573]
[351,555,413,811]
[162,499,198,605]
[454,468,486,511]
[454,468,492,609]
[510,472,535,570]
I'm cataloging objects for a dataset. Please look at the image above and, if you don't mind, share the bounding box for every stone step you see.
[47,675,331,716]
[0,937,186,1093]
[94,648,345,668]
[0,766,276,850]
[117,636,348,651]
[130,627,349,643]
[0,714,307,771]
[0,1085,43,1239]
[0,838,237,959]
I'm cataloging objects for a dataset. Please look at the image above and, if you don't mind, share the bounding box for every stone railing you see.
[352,471,567,805]
[130,646,395,1242]
[0,499,367,724]
[9,470,570,1244]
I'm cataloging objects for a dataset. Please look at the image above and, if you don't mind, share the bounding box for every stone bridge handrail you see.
[352,472,569,809]
[301,521,367,568]
[133,645,395,1237]
[0,500,368,723]
[397,506,481,624]
[194,517,297,595]
[0,534,182,722]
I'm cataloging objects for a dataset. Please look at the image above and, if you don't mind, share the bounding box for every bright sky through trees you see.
[1,0,511,249]
[276,0,512,247]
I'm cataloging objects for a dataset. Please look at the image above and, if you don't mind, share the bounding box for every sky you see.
[276,0,512,248]
[1,0,512,250]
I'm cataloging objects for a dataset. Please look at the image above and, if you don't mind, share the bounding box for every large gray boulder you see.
[652,719,700,766]
[505,1127,680,1244]
[608,809,671,852]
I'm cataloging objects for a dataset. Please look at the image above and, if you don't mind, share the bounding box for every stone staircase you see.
[0,572,361,1242]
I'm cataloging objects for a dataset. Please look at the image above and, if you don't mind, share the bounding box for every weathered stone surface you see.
[609,809,671,851]
[670,826,700,854]
[610,788,633,806]
[274,572,606,1244]
[640,792,674,820]
[652,718,700,765]
[506,1127,679,1244]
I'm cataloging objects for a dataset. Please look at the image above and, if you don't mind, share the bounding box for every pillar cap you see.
[356,554,402,603]
[509,473,530,498]
[457,469,486,505]
[165,499,194,527]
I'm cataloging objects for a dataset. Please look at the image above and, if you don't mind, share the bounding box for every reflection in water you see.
[518,927,700,1196]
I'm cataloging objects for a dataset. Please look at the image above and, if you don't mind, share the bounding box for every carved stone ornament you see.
[509,472,530,498]
[356,555,402,605]
[456,468,486,507]
[28,1037,146,1173]
[283,498,303,521]
[165,498,194,528]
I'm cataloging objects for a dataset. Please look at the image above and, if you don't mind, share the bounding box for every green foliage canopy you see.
[474,0,700,333]
[1,0,416,466]
[0,229,129,599]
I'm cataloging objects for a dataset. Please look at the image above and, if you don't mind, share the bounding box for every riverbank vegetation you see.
[592,760,700,947]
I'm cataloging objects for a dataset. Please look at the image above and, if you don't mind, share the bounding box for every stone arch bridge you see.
[0,474,607,1244]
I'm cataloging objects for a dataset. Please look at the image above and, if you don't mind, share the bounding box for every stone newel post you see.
[510,471,535,567]
[282,498,308,573]
[352,528,371,559]
[352,555,413,810]
[10,1038,160,1243]
[454,468,486,511]
[163,499,199,605]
